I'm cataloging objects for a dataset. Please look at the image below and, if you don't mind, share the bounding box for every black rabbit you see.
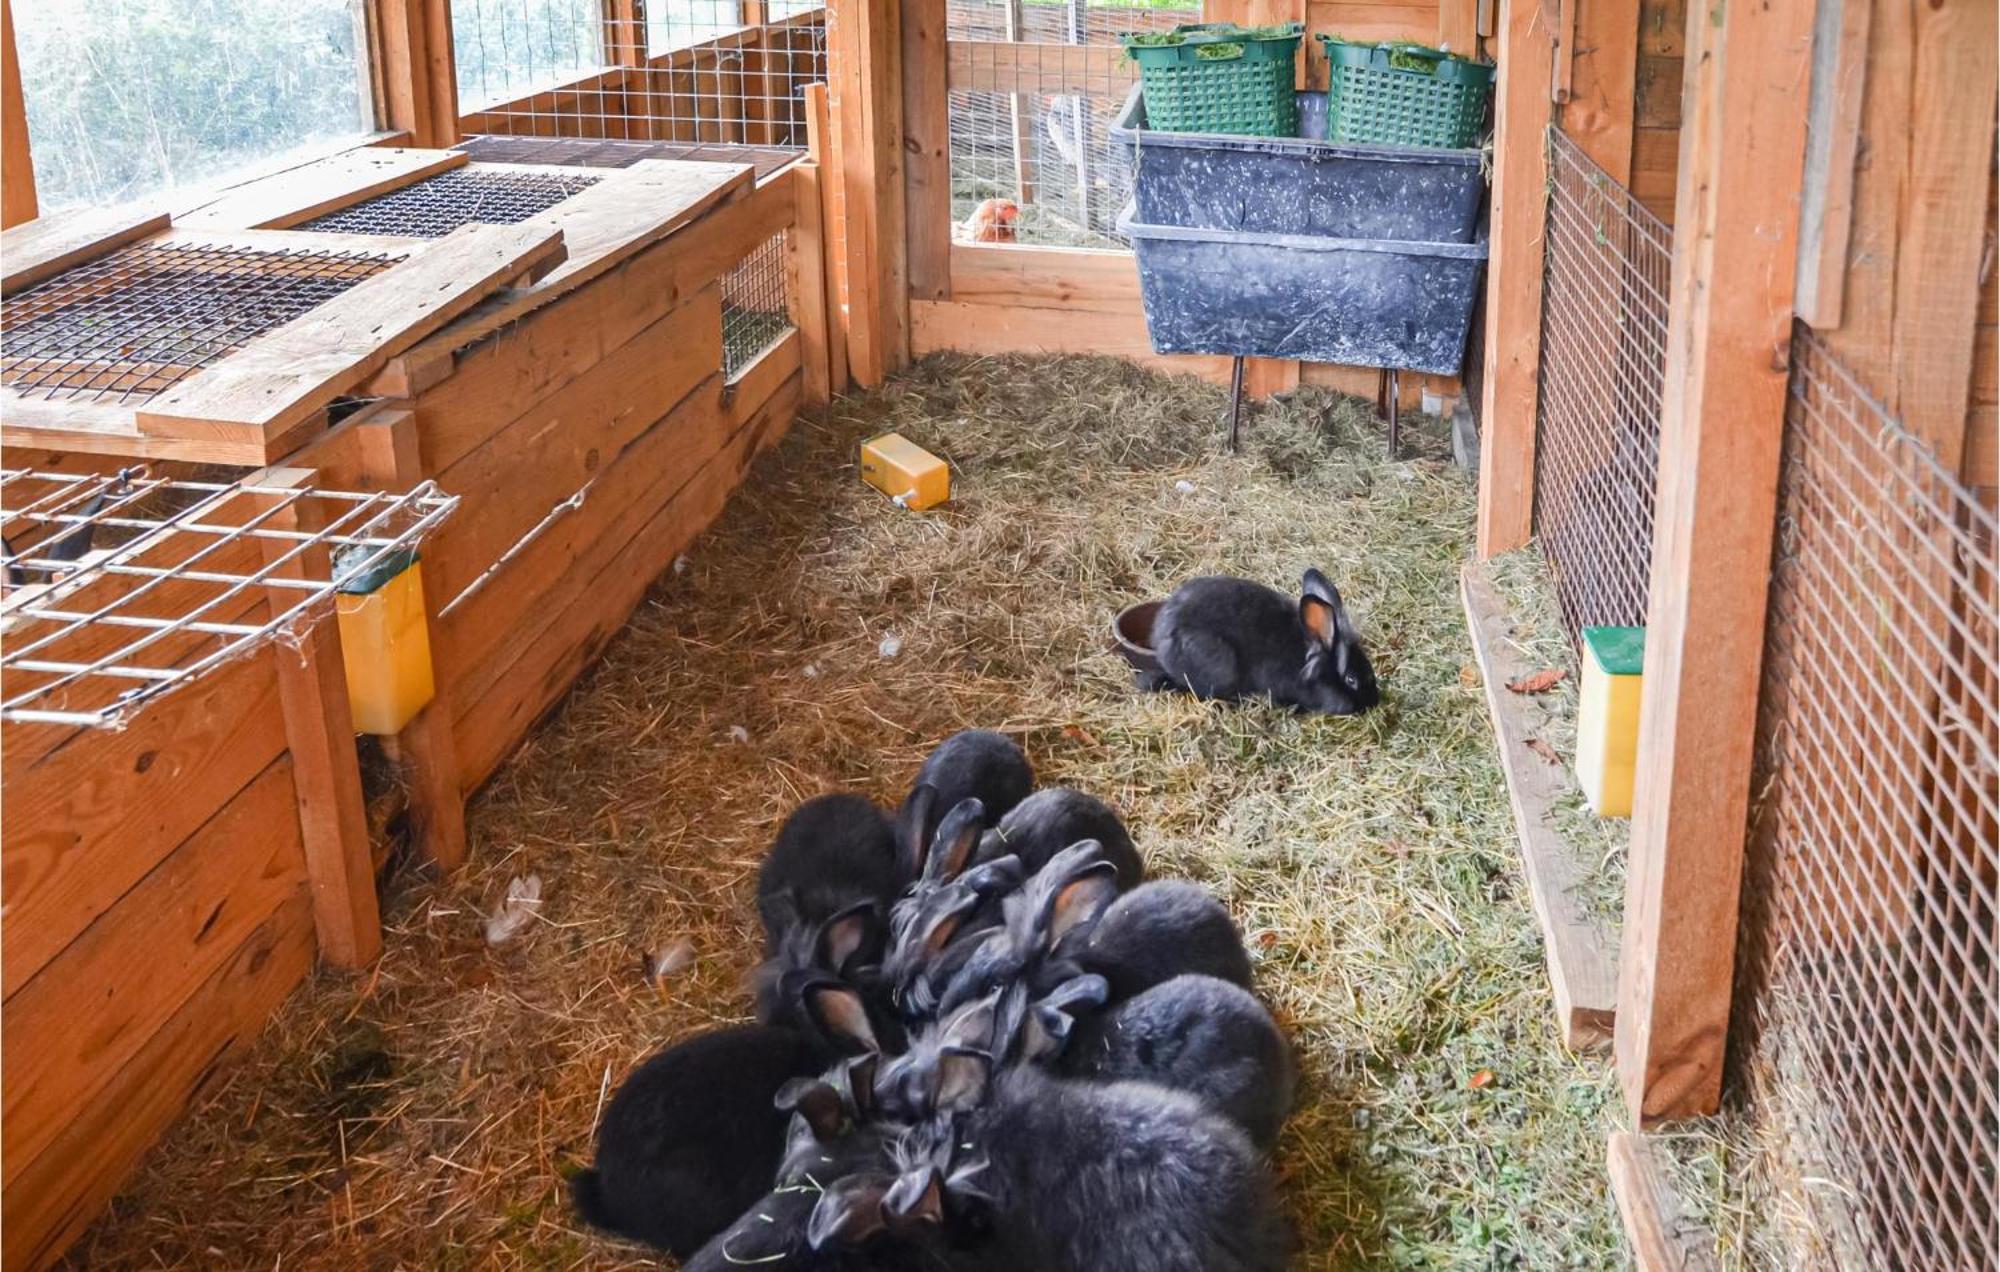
[976,788,1144,889]
[1061,974,1296,1151]
[1074,879,1254,1001]
[758,792,903,943]
[897,730,1034,879]
[571,1023,822,1256]
[1148,569,1379,715]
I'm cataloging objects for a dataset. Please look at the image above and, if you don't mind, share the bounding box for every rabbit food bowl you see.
[1113,600,1164,673]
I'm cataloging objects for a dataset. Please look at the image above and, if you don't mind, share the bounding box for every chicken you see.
[962,197,1021,243]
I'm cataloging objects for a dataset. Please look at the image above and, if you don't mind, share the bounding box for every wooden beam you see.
[0,209,169,295]
[1607,1131,1723,1270]
[1439,0,1481,57]
[1475,0,1556,557]
[834,0,908,386]
[788,163,835,405]
[903,0,951,301]
[375,0,461,148]
[174,147,468,230]
[944,39,1138,95]
[1562,0,1640,184]
[805,82,850,395]
[1616,0,1814,1125]
[257,475,382,969]
[2,0,35,228]
[1792,0,1871,329]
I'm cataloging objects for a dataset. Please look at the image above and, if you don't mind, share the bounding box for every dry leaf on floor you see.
[1458,665,1481,688]
[1506,668,1566,694]
[1525,738,1561,764]
[1062,724,1099,747]
[1468,1069,1496,1090]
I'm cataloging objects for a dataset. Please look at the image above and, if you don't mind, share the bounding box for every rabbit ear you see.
[896,783,937,880]
[1022,1003,1072,1061]
[818,900,879,974]
[958,853,1025,896]
[807,1174,890,1251]
[845,1052,880,1119]
[926,797,986,882]
[884,1166,945,1228]
[935,1046,992,1112]
[940,990,1001,1051]
[1302,568,1343,608]
[774,1078,848,1141]
[1041,972,1110,1015]
[804,981,879,1054]
[1299,594,1338,648]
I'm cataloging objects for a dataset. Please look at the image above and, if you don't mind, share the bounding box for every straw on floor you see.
[64,354,1625,1270]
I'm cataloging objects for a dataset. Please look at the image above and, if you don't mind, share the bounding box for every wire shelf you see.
[1532,125,1672,654]
[0,242,402,406]
[1,467,458,730]
[301,167,603,237]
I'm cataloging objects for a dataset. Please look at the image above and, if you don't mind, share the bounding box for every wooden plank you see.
[2,0,35,228]
[1562,0,1640,184]
[174,147,469,230]
[134,223,567,452]
[1,887,314,1271]
[0,209,170,296]
[836,0,909,386]
[1461,563,1620,1049]
[373,0,461,148]
[1792,0,1871,330]
[0,758,307,1190]
[453,369,802,790]
[948,242,1140,310]
[944,39,1138,95]
[1607,1132,1723,1271]
[430,286,724,606]
[1438,0,1480,56]
[904,0,952,302]
[256,477,380,970]
[0,653,285,1000]
[804,82,851,396]
[1474,0,1555,557]
[1615,0,1815,1125]
[910,297,1238,385]
[788,164,835,406]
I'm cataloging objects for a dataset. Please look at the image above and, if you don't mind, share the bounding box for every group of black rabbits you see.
[571,569,1382,1269]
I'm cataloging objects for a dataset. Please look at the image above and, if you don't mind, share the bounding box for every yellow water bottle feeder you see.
[334,545,436,736]
[860,432,950,510]
[1576,625,1646,817]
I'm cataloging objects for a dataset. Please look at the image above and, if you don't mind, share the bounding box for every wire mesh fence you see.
[301,167,602,236]
[1532,125,1672,654]
[1733,323,1998,1270]
[945,0,1194,248]
[0,243,402,406]
[721,232,793,377]
[452,0,826,153]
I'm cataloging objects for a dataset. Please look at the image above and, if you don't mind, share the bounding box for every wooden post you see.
[258,474,384,969]
[2,0,36,227]
[1616,0,1814,1125]
[1475,0,1555,558]
[788,162,835,406]
[833,0,908,386]
[1562,0,1639,184]
[376,0,461,149]
[1438,0,1481,57]
[902,0,950,301]
[348,411,470,872]
[1003,0,1037,205]
[805,81,850,395]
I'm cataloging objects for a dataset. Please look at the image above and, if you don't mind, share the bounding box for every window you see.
[452,0,607,112]
[646,0,743,55]
[13,0,373,214]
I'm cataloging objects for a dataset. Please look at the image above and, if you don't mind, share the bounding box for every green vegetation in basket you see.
[1194,42,1245,59]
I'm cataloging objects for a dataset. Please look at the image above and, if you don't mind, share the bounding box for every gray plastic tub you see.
[1110,86,1486,243]
[1120,204,1488,375]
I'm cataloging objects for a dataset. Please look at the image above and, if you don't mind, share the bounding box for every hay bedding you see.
[66,354,1625,1270]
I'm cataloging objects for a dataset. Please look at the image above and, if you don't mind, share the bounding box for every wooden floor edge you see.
[1458,559,1621,1052]
[1608,1131,1725,1271]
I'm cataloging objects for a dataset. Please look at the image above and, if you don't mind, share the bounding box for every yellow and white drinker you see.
[860,432,950,510]
[335,545,437,736]
[1575,625,1645,818]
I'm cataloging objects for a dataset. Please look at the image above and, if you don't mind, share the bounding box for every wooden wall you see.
[1631,0,1683,224]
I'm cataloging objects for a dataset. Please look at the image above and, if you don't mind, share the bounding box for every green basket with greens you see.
[1318,36,1494,149]
[1120,23,1304,137]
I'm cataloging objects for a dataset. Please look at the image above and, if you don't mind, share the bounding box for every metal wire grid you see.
[0,467,458,729]
[721,231,793,377]
[945,0,1196,248]
[1532,126,1672,653]
[301,167,603,237]
[1735,325,1998,1270]
[452,0,826,152]
[455,133,803,177]
[0,243,401,406]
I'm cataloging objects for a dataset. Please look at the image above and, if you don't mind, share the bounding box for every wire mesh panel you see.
[452,0,826,155]
[1,466,456,729]
[946,0,1194,248]
[721,232,793,377]
[1532,126,1672,652]
[1735,324,1997,1269]
[301,167,602,236]
[0,243,401,405]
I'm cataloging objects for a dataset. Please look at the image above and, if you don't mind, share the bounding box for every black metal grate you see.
[1532,126,1673,653]
[1,242,400,405]
[301,167,602,237]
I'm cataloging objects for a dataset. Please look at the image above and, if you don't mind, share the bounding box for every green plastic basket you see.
[1318,36,1494,149]
[1121,23,1304,137]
